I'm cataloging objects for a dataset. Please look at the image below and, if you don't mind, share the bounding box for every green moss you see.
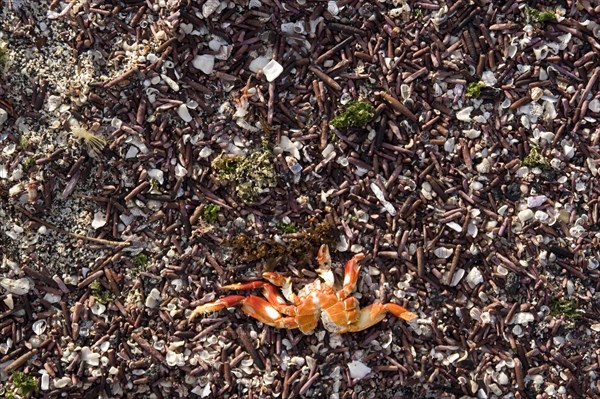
[466,81,486,98]
[90,281,113,304]
[521,146,549,169]
[277,220,297,233]
[201,204,220,223]
[211,149,276,202]
[525,6,556,23]
[550,298,581,319]
[330,100,375,130]
[12,371,38,396]
[149,178,160,192]
[413,7,424,21]
[133,253,149,269]
[23,157,35,172]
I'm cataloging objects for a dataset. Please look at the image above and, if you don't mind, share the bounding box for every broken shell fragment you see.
[262,60,283,82]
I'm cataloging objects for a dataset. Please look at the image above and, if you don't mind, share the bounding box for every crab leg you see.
[221,278,297,315]
[262,272,299,304]
[337,302,417,333]
[337,252,365,299]
[236,296,300,330]
[188,295,245,321]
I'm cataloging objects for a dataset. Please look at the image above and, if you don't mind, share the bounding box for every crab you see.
[189,245,417,334]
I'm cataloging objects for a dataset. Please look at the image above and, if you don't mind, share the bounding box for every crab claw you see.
[188,295,245,321]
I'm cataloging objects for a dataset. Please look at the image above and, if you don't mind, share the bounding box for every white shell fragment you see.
[91,212,107,229]
[456,107,473,122]
[509,312,535,325]
[177,104,193,122]
[1,278,32,295]
[0,108,7,126]
[192,54,215,74]
[370,183,396,216]
[262,59,284,82]
[249,56,270,73]
[527,195,547,208]
[465,267,483,288]
[81,346,101,366]
[434,247,454,259]
[518,209,534,223]
[145,288,161,308]
[32,320,47,335]
[348,360,371,379]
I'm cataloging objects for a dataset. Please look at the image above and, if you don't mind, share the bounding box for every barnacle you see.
[70,126,106,157]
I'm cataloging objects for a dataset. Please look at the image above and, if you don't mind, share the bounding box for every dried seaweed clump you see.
[521,146,549,169]
[228,220,337,271]
[211,149,276,201]
[330,100,374,129]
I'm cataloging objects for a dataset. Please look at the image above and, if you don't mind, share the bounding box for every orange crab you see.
[189,245,417,333]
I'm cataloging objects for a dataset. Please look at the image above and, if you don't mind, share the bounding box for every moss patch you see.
[201,204,220,223]
[550,298,581,319]
[466,81,486,98]
[211,149,276,202]
[525,6,556,23]
[330,100,375,130]
[12,371,38,396]
[90,281,113,304]
[521,146,549,169]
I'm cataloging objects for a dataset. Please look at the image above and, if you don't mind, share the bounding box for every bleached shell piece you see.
[0,108,7,126]
[0,164,7,179]
[47,95,62,112]
[481,71,497,86]
[3,294,14,309]
[262,59,284,82]
[32,320,47,335]
[54,377,71,388]
[92,212,107,229]
[348,360,371,379]
[41,373,50,390]
[249,56,270,73]
[199,147,214,158]
[589,99,600,113]
[530,87,543,101]
[434,247,453,259]
[192,54,215,74]
[463,129,481,139]
[1,277,32,295]
[202,0,220,17]
[518,209,534,223]
[446,221,463,232]
[370,183,396,216]
[145,288,161,308]
[177,104,193,122]
[91,302,106,315]
[450,268,465,287]
[509,312,535,325]
[81,346,101,366]
[465,267,483,287]
[476,158,491,174]
[160,74,179,92]
[279,135,301,159]
[456,107,473,122]
[527,195,547,208]
[327,0,340,16]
